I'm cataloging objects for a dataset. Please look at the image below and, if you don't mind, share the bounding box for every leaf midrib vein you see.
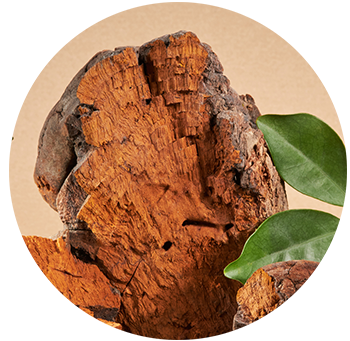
[266,126,345,195]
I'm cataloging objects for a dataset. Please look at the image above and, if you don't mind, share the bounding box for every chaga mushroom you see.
[27,31,288,339]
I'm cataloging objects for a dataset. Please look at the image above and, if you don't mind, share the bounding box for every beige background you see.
[10,2,343,237]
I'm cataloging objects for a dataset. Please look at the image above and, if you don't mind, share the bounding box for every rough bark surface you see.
[233,260,319,330]
[29,31,288,339]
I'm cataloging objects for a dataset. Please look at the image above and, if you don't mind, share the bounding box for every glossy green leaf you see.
[224,209,339,284]
[257,114,346,206]
[322,219,347,263]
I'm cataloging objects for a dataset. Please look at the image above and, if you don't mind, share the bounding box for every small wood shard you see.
[28,31,289,339]
[236,269,280,321]
[23,234,121,313]
[233,260,319,330]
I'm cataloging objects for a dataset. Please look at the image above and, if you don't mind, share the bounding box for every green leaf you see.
[322,219,347,263]
[256,113,346,206]
[224,209,339,284]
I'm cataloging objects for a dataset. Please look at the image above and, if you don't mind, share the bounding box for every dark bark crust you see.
[32,31,288,339]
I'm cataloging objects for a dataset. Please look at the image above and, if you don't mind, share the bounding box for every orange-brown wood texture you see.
[29,31,288,339]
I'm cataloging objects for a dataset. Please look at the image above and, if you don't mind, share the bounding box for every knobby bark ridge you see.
[27,31,288,339]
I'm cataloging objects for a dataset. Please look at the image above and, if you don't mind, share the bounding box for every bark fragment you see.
[233,260,319,330]
[28,31,288,339]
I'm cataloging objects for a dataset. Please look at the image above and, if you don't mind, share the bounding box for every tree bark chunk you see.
[28,31,288,339]
[233,260,319,330]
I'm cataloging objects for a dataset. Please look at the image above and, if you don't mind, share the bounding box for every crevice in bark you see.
[224,223,234,232]
[121,260,142,298]
[162,241,173,251]
[53,268,83,278]
[70,245,95,264]
[182,220,217,228]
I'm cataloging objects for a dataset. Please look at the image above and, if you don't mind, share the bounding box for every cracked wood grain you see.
[27,31,288,339]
